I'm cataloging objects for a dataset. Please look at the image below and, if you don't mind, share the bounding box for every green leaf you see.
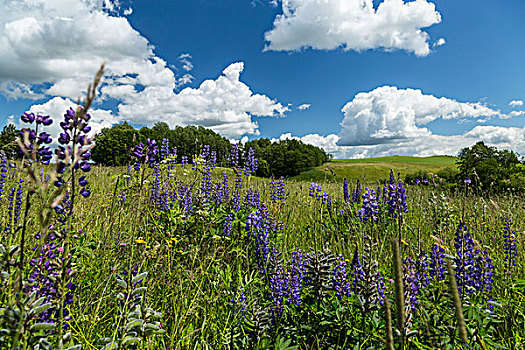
[30,322,56,331]
[116,279,127,289]
[132,287,148,296]
[30,302,53,317]
[100,341,118,350]
[132,272,147,285]
[125,319,144,331]
[122,336,141,347]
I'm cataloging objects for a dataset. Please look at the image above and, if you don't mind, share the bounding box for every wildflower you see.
[230,143,239,167]
[333,255,351,299]
[223,214,233,236]
[352,180,361,204]
[343,177,349,202]
[135,239,146,244]
[358,187,379,222]
[387,182,408,218]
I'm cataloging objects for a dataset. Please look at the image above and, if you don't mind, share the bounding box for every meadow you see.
[0,106,524,350]
[290,156,457,184]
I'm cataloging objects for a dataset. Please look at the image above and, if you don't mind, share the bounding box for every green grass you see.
[290,155,458,184]
[2,157,524,350]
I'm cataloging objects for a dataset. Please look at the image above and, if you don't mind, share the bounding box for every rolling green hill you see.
[289,155,458,184]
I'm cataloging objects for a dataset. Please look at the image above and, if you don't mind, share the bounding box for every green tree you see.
[0,124,20,159]
[91,122,140,166]
[457,141,525,193]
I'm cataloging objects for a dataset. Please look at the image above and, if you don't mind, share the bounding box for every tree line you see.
[88,122,330,177]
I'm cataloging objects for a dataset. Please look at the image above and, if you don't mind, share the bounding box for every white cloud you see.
[279,125,525,159]
[338,86,508,146]
[509,100,524,108]
[264,0,443,56]
[178,53,194,72]
[433,38,446,47]
[1,1,288,139]
[297,103,311,111]
[115,62,289,139]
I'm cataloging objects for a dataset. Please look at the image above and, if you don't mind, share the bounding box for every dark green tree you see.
[0,124,20,159]
[457,141,525,193]
[91,122,140,166]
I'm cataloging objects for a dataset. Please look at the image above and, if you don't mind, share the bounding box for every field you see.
[1,141,524,349]
[291,156,457,184]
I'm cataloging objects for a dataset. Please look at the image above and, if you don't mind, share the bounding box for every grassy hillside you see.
[290,155,458,184]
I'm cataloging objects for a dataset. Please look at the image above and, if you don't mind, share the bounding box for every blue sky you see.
[0,0,523,158]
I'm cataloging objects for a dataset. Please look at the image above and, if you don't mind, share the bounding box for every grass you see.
[290,155,458,184]
[1,155,524,350]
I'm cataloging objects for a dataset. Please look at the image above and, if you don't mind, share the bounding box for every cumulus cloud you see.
[264,0,443,56]
[338,86,508,146]
[279,125,525,159]
[114,62,289,139]
[297,103,311,111]
[1,0,288,139]
[509,100,524,108]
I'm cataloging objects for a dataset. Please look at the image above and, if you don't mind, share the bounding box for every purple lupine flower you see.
[464,178,471,185]
[308,182,323,201]
[119,191,127,203]
[223,214,233,236]
[232,171,243,212]
[231,287,247,321]
[168,147,178,170]
[244,147,258,176]
[387,182,408,218]
[288,250,306,306]
[19,112,54,164]
[503,219,518,274]
[322,191,332,210]
[246,207,272,272]
[201,145,210,163]
[268,257,288,316]
[358,187,379,222]
[454,222,479,296]
[161,138,170,160]
[181,155,189,167]
[403,256,421,310]
[178,185,193,215]
[230,143,239,167]
[24,243,76,326]
[474,251,494,309]
[53,107,92,195]
[333,255,351,299]
[201,165,212,200]
[389,169,395,185]
[210,150,217,168]
[277,177,285,203]
[270,180,278,203]
[343,178,349,202]
[374,271,386,306]
[0,152,7,201]
[352,180,361,204]
[246,189,260,208]
[429,244,447,282]
[212,181,224,206]
[350,248,364,294]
